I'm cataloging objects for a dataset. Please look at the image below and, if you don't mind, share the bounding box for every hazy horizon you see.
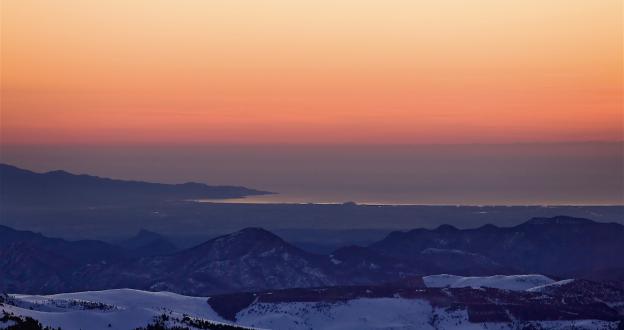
[2,141,622,205]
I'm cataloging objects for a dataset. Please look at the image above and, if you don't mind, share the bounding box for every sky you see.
[1,0,622,145]
[1,1,623,205]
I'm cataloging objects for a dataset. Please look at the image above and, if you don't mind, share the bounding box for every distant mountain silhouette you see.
[1,216,623,295]
[77,227,338,294]
[370,215,624,277]
[119,229,178,258]
[0,225,125,293]
[0,163,271,206]
[0,226,418,295]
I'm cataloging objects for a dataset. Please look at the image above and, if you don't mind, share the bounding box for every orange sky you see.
[1,0,622,145]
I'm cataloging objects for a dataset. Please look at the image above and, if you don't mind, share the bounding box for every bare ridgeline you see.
[1,164,623,329]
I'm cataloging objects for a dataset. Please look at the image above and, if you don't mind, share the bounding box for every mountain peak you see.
[134,228,163,239]
[523,216,596,226]
[435,224,459,232]
[120,229,177,257]
[227,227,282,241]
[178,227,322,284]
[189,227,288,254]
[45,169,73,176]
[477,224,499,230]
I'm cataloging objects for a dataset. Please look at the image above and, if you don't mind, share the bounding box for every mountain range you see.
[0,163,270,206]
[1,215,623,295]
[370,215,624,277]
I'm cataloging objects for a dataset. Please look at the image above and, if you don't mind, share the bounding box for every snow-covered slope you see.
[2,282,622,330]
[423,274,556,291]
[1,289,240,330]
[527,279,576,292]
[235,298,616,330]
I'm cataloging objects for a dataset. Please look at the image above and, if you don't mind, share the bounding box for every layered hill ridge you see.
[106,227,338,295]
[0,216,623,295]
[370,215,624,276]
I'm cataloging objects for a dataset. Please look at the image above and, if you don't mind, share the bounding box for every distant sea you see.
[3,142,623,205]
[197,194,624,206]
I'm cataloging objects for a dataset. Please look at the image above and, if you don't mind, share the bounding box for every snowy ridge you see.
[1,289,252,330]
[235,298,617,330]
[2,288,619,330]
[2,276,623,330]
[423,274,555,291]
[526,279,576,292]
